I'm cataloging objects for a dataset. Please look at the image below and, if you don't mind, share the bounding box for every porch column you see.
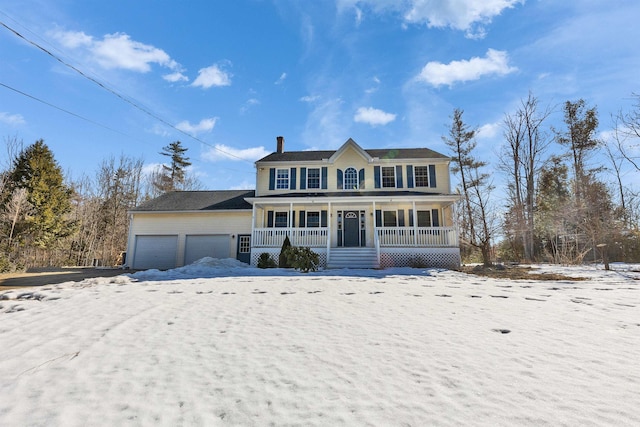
[326,201,331,263]
[412,201,418,246]
[289,202,294,245]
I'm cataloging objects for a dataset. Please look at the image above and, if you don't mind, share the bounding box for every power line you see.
[0,18,254,164]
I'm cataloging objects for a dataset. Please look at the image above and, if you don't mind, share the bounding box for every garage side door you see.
[133,235,178,270]
[184,234,231,265]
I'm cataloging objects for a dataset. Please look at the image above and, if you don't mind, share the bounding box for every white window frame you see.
[274,211,288,227]
[307,168,320,189]
[381,166,396,188]
[276,168,289,190]
[306,211,320,228]
[414,166,429,187]
[344,167,359,190]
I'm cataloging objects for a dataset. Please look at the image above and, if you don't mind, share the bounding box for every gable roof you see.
[256,138,449,163]
[130,190,254,212]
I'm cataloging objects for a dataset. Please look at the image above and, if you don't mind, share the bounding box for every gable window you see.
[274,212,288,227]
[383,210,397,227]
[344,167,358,190]
[307,168,320,189]
[381,166,395,188]
[276,168,289,190]
[414,166,429,187]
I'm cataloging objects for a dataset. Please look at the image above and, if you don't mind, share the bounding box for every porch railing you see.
[375,226,458,247]
[252,228,328,248]
[252,226,458,248]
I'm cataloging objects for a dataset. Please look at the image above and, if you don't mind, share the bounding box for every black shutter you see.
[300,168,307,190]
[321,167,328,189]
[375,209,382,227]
[374,166,381,188]
[337,169,343,189]
[409,209,414,227]
[359,168,365,189]
[406,165,414,188]
[290,168,297,190]
[398,209,405,227]
[429,164,437,188]
[269,168,275,190]
[321,210,327,227]
[299,210,305,227]
[267,210,274,227]
[396,165,403,188]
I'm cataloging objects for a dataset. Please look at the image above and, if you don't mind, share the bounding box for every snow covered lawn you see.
[1,260,639,426]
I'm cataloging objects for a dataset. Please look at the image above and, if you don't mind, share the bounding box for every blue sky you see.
[1,0,639,192]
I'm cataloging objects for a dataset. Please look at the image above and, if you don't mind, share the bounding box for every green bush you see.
[285,246,319,273]
[257,252,277,269]
[279,235,292,268]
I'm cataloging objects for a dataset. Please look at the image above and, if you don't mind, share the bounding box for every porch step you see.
[327,248,379,269]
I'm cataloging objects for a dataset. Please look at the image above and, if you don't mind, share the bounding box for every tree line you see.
[448,93,640,266]
[2,91,639,271]
[0,140,198,271]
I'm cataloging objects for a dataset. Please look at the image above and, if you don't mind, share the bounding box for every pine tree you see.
[7,140,76,249]
[443,109,495,266]
[154,141,192,193]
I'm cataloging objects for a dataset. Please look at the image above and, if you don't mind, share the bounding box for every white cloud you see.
[0,112,26,126]
[338,0,522,38]
[354,107,396,126]
[163,72,189,83]
[50,30,184,75]
[240,98,260,114]
[300,95,320,103]
[202,144,270,162]
[477,122,501,139]
[417,49,517,87]
[175,117,218,135]
[192,64,232,89]
[275,72,287,85]
[301,98,350,149]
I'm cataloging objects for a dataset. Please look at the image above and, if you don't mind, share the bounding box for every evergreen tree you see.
[443,109,495,266]
[6,140,75,249]
[154,141,192,193]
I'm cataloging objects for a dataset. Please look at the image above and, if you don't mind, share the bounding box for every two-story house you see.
[126,137,460,270]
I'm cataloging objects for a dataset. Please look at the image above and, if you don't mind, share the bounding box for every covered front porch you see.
[245,194,461,269]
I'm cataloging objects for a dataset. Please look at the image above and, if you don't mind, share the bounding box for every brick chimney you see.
[276,136,285,153]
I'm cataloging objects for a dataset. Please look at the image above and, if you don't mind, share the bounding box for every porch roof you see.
[245,191,460,205]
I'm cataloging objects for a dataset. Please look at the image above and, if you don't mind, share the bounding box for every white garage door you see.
[184,234,231,265]
[133,235,178,270]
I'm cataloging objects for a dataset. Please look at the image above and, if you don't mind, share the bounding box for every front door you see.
[343,211,360,247]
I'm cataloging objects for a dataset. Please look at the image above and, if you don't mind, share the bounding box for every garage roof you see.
[130,190,255,212]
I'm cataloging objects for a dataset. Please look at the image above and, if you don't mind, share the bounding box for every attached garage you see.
[132,235,178,270]
[126,190,254,270]
[184,234,231,265]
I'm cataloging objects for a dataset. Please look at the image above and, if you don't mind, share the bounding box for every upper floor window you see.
[276,168,289,190]
[307,168,320,189]
[414,166,429,187]
[381,166,395,188]
[344,167,358,190]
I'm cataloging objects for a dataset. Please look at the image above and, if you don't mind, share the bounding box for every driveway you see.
[0,268,133,291]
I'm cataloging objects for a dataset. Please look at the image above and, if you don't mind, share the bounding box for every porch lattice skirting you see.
[379,248,460,270]
[251,247,460,270]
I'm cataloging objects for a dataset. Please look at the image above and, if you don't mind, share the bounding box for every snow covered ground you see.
[1,259,639,426]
